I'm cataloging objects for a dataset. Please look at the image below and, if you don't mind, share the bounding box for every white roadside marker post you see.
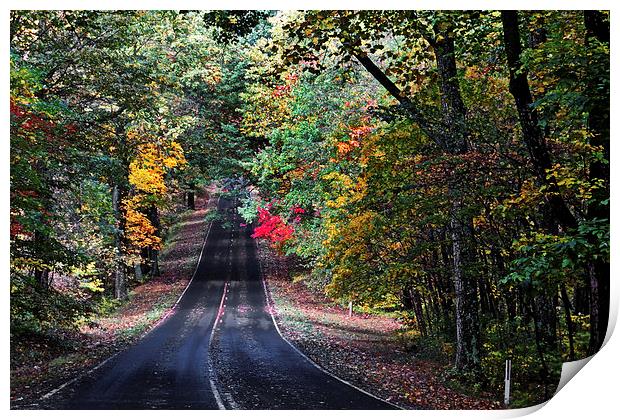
[348,301,353,318]
[504,359,512,406]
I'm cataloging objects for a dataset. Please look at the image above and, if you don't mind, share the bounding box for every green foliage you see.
[10,274,93,338]
[203,10,273,43]
[481,317,562,407]
[71,263,105,293]
[238,195,261,224]
[204,209,223,224]
[503,217,609,290]
[96,296,124,317]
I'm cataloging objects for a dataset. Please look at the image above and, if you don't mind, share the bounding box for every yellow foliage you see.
[123,196,162,250]
[323,171,367,209]
[124,137,186,252]
[129,162,166,194]
[128,142,186,194]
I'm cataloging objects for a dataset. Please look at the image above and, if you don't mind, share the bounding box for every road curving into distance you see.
[46,197,395,410]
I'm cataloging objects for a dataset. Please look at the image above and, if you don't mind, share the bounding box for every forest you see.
[10,10,609,408]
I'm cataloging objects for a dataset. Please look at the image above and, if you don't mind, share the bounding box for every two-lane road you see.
[47,197,394,410]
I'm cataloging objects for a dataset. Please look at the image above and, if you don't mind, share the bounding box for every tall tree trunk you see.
[584,10,610,354]
[34,267,50,289]
[112,184,128,300]
[414,290,429,336]
[560,284,576,360]
[449,199,480,371]
[187,184,196,210]
[32,230,50,289]
[140,247,151,276]
[501,11,578,231]
[434,31,481,373]
[147,205,161,277]
[134,263,143,283]
[574,287,590,315]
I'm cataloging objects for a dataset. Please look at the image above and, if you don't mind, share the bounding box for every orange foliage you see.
[125,135,186,251]
[336,119,374,158]
[123,196,162,250]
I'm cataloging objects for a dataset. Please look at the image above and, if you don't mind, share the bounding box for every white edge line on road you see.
[179,194,226,410]
[205,200,241,410]
[254,238,404,410]
[207,280,229,410]
[39,352,119,401]
[39,195,221,402]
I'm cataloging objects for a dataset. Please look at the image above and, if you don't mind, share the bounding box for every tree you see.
[270,10,482,373]
[10,11,219,299]
[501,10,609,356]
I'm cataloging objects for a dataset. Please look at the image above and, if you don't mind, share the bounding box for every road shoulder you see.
[257,240,501,410]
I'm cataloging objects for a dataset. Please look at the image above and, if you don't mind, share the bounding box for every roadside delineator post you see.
[504,359,512,406]
[348,301,353,318]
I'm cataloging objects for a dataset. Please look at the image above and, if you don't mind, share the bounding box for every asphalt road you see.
[48,197,394,410]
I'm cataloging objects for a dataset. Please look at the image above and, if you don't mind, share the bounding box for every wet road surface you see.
[47,197,394,409]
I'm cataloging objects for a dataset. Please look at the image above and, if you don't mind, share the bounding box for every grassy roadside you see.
[258,240,501,410]
[10,187,218,408]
